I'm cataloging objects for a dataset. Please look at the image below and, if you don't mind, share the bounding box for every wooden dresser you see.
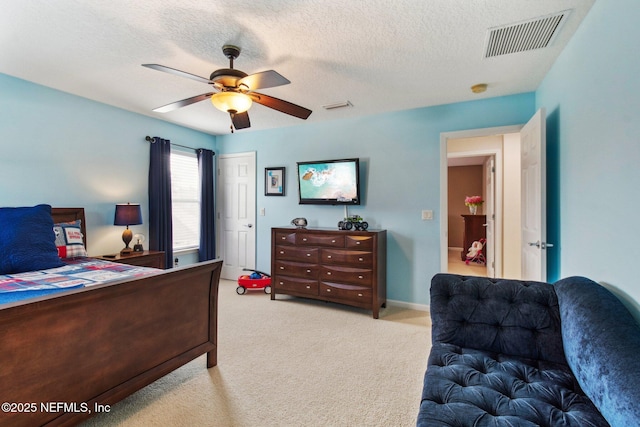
[460,215,486,261]
[271,227,387,318]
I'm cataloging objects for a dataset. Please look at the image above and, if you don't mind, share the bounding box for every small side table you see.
[93,250,165,269]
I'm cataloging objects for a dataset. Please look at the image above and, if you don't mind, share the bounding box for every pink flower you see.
[464,196,483,206]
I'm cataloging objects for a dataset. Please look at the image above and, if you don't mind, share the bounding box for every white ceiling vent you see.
[484,10,570,58]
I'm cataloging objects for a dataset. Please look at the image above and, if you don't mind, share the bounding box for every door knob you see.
[528,241,554,249]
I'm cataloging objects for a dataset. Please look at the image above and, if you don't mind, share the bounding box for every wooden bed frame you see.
[0,208,223,426]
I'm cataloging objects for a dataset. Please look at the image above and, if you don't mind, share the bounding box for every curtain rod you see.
[145,136,214,154]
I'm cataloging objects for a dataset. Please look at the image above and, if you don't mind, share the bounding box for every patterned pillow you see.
[54,220,88,258]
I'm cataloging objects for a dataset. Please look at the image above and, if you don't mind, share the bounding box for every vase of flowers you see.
[465,196,483,215]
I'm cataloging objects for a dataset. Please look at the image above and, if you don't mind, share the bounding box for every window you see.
[170,149,200,251]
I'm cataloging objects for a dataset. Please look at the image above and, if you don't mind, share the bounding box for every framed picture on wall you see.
[265,167,285,196]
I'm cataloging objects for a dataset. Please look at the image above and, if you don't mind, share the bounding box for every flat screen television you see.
[297,158,361,205]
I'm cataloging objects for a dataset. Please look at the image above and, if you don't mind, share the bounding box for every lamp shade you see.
[211,92,252,113]
[114,203,142,226]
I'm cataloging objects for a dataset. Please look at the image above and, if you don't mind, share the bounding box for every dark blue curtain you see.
[148,137,173,269]
[197,149,216,261]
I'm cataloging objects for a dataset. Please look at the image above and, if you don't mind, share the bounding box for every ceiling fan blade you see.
[152,92,215,113]
[238,70,290,91]
[249,92,312,119]
[142,64,212,85]
[231,111,251,130]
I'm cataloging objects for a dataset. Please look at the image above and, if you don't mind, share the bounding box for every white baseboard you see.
[387,299,430,313]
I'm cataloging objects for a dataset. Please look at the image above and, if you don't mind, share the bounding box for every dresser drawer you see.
[319,282,372,303]
[274,231,297,245]
[297,233,345,247]
[275,245,319,263]
[321,249,373,265]
[345,235,374,250]
[274,260,319,279]
[273,276,318,296]
[319,265,372,286]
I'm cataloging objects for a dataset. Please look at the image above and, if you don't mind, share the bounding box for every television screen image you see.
[297,158,361,205]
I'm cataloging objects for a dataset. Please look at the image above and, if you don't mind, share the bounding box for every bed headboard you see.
[51,207,87,246]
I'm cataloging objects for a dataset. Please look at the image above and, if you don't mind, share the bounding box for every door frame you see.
[484,155,496,278]
[440,125,523,276]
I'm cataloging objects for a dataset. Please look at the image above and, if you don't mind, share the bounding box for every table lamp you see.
[114,203,143,255]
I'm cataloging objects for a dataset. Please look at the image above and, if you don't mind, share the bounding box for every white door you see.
[520,109,548,281]
[217,152,256,279]
[484,157,495,278]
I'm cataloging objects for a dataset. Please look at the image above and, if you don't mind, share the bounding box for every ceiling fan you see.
[143,45,312,131]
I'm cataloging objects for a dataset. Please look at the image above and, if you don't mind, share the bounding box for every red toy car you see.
[237,269,271,295]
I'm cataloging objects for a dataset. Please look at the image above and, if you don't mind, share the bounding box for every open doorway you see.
[440,126,524,279]
[447,155,492,277]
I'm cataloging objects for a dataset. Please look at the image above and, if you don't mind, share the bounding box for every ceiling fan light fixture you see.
[211,92,252,113]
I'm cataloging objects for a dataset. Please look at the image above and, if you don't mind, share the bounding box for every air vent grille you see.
[485,11,569,58]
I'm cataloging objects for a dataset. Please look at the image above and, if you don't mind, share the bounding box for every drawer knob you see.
[356,241,361,245]
[358,258,364,262]
[303,238,307,241]
[279,281,284,285]
[280,251,284,254]
[327,272,332,275]
[327,255,332,259]
[358,275,364,279]
[306,253,311,257]
[331,239,336,243]
[306,285,311,289]
[358,293,363,297]
[281,236,286,240]
[306,269,311,273]
[280,266,285,270]
[326,288,331,292]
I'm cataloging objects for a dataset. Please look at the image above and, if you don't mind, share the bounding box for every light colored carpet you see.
[80,279,431,427]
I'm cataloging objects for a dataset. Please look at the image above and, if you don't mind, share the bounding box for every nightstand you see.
[94,250,165,269]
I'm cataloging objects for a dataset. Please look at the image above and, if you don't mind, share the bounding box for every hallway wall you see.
[448,165,483,248]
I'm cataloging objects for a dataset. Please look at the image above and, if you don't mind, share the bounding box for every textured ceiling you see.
[1,0,594,136]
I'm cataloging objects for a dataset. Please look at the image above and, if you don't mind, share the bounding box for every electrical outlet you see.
[421,210,433,220]
[260,208,265,216]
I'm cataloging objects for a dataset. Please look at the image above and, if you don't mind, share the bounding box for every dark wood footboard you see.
[0,259,222,427]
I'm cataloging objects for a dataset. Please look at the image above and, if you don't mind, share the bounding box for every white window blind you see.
[170,149,200,251]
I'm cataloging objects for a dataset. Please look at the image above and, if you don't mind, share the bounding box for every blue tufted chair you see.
[417,274,609,426]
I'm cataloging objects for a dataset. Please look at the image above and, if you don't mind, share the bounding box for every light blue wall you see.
[216,94,535,305]
[537,0,640,319]
[3,3,636,313]
[0,73,215,258]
